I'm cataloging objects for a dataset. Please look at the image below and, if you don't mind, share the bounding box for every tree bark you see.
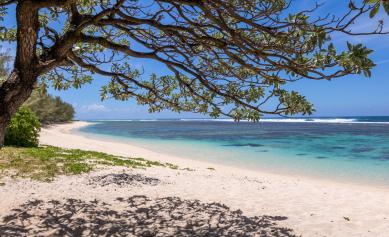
[0,116,7,146]
[0,1,40,147]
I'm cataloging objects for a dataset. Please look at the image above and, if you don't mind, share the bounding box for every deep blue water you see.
[78,117,389,186]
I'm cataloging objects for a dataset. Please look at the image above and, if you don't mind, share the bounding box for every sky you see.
[3,1,389,119]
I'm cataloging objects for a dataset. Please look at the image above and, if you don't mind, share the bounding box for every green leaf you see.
[383,2,389,15]
[348,1,357,10]
[365,0,379,4]
[369,4,380,18]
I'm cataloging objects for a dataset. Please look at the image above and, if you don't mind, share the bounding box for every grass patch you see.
[0,145,178,182]
[64,163,92,174]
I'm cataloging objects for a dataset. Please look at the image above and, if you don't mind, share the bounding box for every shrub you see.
[5,107,41,147]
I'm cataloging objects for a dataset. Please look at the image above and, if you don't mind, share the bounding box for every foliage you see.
[0,48,11,83]
[0,145,180,182]
[4,107,41,147]
[363,0,389,17]
[0,0,388,120]
[24,91,75,124]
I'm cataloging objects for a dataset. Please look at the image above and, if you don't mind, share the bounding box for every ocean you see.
[77,117,389,187]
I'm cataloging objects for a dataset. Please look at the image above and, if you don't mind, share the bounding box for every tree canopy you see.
[24,91,75,124]
[0,0,388,128]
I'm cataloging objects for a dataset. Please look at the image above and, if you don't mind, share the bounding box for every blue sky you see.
[3,1,389,119]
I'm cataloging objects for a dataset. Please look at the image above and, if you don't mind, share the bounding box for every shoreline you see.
[1,121,389,236]
[54,121,389,191]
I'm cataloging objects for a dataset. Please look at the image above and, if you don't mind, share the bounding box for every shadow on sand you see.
[0,195,297,237]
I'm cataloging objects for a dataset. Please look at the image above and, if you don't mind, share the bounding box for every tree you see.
[0,0,388,146]
[24,91,75,124]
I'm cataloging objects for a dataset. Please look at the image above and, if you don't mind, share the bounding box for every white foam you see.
[179,118,389,124]
[88,118,389,124]
[260,118,357,123]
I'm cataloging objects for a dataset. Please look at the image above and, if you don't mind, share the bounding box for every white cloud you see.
[80,103,110,112]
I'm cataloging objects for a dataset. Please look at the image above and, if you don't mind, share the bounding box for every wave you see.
[179,118,389,124]
[260,118,358,123]
[89,119,160,122]
[88,118,389,124]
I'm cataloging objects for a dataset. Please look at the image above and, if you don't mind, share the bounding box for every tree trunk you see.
[0,116,7,146]
[0,1,40,147]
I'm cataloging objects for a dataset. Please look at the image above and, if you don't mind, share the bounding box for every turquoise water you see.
[78,118,389,187]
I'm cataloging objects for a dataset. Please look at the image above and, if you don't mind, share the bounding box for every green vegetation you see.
[0,49,11,83]
[0,146,178,182]
[24,91,75,124]
[4,107,41,147]
[1,0,387,147]
[165,163,179,170]
[365,0,389,18]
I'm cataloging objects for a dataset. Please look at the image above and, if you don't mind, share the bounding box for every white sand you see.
[1,121,389,236]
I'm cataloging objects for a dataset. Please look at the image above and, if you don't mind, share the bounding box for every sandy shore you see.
[1,121,389,236]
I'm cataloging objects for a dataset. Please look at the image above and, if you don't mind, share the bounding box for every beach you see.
[1,121,389,236]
